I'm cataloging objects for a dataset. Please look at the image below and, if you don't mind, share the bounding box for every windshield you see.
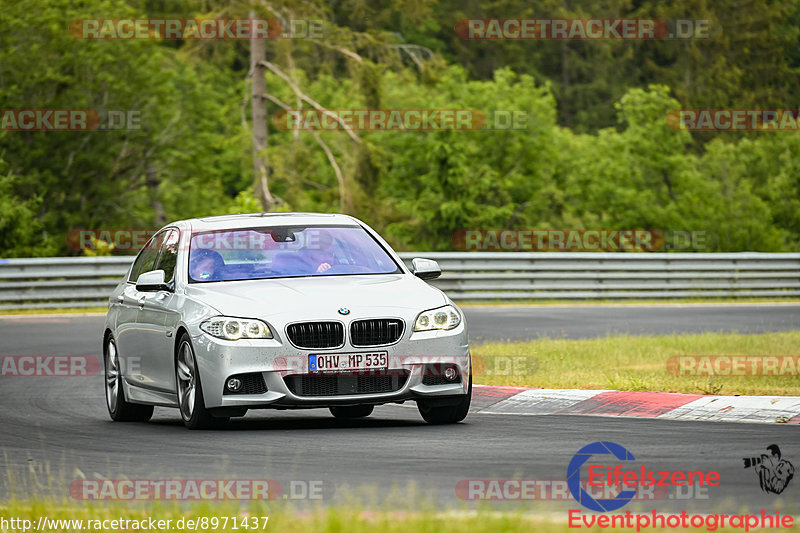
[188,225,401,282]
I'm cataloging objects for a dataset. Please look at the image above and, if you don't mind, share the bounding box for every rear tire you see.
[417,373,472,425]
[104,336,154,422]
[329,405,374,419]
[176,334,228,430]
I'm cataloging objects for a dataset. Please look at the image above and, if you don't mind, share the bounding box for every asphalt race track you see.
[0,305,798,513]
[465,303,800,343]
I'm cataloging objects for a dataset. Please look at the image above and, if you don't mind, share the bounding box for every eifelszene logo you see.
[567,441,637,512]
[743,445,795,495]
[567,441,721,512]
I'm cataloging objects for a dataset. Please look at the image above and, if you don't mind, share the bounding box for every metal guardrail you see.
[1,253,799,309]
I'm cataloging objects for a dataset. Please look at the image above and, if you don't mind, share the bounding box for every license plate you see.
[309,352,388,372]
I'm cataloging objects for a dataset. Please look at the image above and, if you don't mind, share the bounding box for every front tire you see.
[176,334,227,430]
[417,373,472,425]
[104,336,154,422]
[329,405,374,419]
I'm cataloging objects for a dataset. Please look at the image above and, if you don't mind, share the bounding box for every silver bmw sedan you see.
[103,213,471,429]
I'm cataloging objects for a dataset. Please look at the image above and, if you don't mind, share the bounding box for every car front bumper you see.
[191,326,470,409]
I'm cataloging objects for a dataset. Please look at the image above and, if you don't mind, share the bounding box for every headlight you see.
[200,316,273,340]
[413,305,461,331]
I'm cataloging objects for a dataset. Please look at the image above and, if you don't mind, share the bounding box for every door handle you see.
[138,296,146,309]
[116,295,124,303]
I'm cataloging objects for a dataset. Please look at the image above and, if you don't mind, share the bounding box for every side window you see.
[128,232,165,283]
[156,229,179,282]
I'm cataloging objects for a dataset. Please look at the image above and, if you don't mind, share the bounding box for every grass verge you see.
[1,501,793,533]
[0,307,107,316]
[472,331,800,396]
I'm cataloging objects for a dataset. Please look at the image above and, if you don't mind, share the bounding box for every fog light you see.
[226,377,242,392]
[444,366,458,381]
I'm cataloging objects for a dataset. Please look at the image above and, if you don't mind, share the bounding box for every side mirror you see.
[136,270,171,292]
[411,258,442,281]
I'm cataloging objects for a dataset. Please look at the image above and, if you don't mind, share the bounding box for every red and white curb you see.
[471,386,800,424]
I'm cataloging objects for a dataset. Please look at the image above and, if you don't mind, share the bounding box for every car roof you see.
[181,212,362,232]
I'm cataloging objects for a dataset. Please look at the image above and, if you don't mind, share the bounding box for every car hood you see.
[184,274,446,320]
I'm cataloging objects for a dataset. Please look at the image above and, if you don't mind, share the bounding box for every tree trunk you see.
[560,0,570,128]
[146,161,166,225]
[250,9,273,211]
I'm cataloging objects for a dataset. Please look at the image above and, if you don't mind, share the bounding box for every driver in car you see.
[306,229,336,273]
[190,249,225,281]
